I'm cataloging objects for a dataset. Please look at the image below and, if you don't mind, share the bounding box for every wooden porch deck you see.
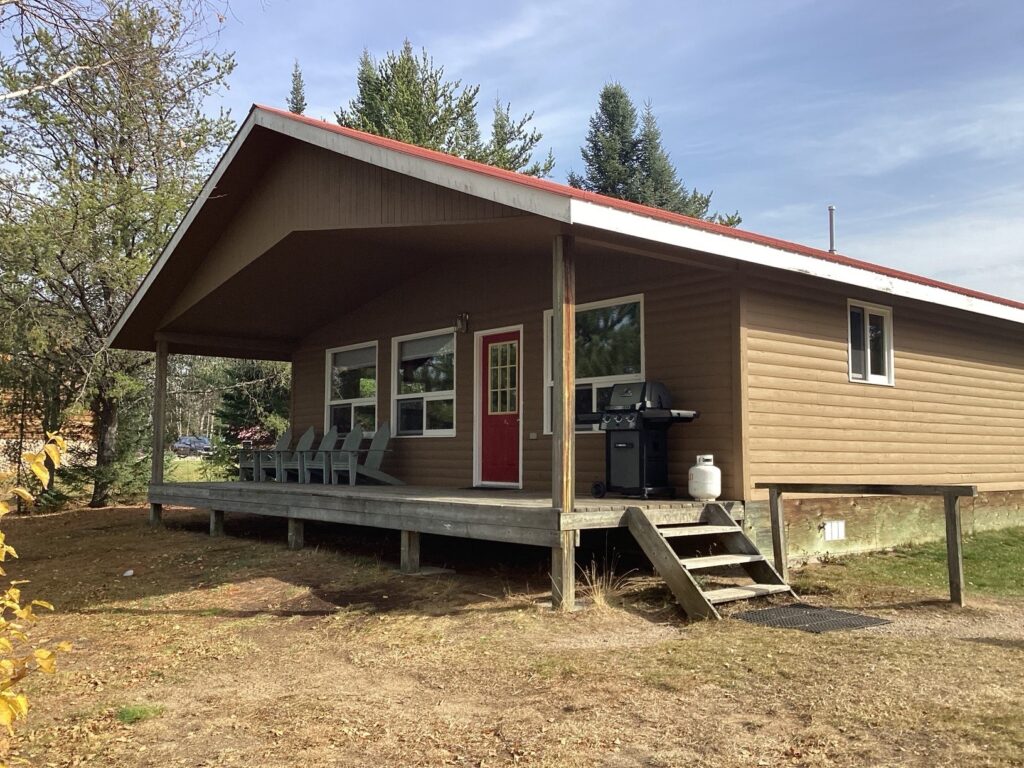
[150,482,743,548]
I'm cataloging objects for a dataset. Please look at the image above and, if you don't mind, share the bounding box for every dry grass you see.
[8,506,1024,767]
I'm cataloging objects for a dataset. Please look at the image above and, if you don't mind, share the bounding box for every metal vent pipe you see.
[828,205,837,254]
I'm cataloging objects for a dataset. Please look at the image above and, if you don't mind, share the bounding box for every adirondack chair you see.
[331,422,404,486]
[299,425,352,484]
[238,428,291,481]
[271,426,316,482]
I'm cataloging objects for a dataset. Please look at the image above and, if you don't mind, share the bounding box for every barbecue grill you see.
[581,381,698,499]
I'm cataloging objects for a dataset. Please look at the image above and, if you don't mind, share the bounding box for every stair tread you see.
[678,553,764,570]
[659,525,739,537]
[703,584,791,604]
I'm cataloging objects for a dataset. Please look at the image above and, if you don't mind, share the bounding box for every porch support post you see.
[768,487,788,581]
[551,530,576,609]
[149,340,168,527]
[943,493,965,607]
[551,234,576,609]
[287,518,304,550]
[210,509,225,537]
[400,530,421,574]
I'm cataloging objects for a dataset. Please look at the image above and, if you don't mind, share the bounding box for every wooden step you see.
[703,584,792,604]
[658,524,739,538]
[678,553,764,570]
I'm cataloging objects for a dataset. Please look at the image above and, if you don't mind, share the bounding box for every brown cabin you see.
[108,105,1024,611]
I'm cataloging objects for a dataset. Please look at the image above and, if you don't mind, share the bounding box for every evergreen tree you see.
[337,41,554,176]
[287,58,306,114]
[570,84,740,226]
[482,99,555,177]
[567,83,640,199]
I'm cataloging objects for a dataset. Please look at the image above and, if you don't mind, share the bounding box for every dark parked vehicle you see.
[171,435,213,458]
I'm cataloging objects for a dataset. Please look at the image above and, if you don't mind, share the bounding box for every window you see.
[325,343,377,434]
[544,295,644,433]
[848,300,894,385]
[392,329,456,436]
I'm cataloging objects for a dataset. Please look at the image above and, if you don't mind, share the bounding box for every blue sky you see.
[213,0,1024,302]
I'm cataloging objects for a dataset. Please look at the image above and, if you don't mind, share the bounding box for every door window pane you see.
[488,340,518,415]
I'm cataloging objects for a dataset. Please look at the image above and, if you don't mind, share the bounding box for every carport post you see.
[149,340,168,527]
[551,234,576,609]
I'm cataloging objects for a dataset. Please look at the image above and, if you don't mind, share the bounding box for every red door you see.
[480,330,521,485]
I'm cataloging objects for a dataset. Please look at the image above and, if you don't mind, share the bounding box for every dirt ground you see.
[10,506,1024,767]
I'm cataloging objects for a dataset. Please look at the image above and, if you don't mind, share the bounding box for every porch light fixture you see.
[455,312,470,334]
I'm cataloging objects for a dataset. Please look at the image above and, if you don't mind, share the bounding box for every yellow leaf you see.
[46,432,67,452]
[0,699,12,726]
[0,503,6,516]
[29,460,49,487]
[10,488,33,503]
[30,600,53,611]
[33,649,55,674]
[57,641,73,652]
[10,694,27,718]
[20,452,40,466]
[43,443,61,469]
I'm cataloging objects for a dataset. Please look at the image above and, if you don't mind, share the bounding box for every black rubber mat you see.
[734,604,891,633]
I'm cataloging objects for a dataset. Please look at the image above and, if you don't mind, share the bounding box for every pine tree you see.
[287,59,306,115]
[567,84,640,199]
[337,41,554,176]
[570,85,740,225]
[482,99,555,177]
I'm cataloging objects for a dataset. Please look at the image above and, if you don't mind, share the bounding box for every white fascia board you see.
[570,199,1024,326]
[254,110,573,223]
[105,114,260,349]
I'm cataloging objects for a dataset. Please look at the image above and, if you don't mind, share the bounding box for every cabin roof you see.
[107,103,1024,353]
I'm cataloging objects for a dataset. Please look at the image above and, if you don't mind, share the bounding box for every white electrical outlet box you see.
[823,520,846,541]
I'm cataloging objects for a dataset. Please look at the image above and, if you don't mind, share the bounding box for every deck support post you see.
[210,509,225,537]
[551,530,576,610]
[551,233,575,515]
[287,518,304,550]
[768,487,788,581]
[149,340,168,527]
[943,493,965,607]
[550,234,576,610]
[400,530,421,573]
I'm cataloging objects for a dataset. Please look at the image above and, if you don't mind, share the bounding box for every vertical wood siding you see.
[292,249,741,497]
[743,268,1024,499]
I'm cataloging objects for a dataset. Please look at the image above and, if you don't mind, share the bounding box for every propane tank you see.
[688,454,721,501]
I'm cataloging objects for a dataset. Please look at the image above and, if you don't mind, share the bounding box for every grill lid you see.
[605,381,672,411]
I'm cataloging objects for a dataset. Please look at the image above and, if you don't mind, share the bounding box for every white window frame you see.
[543,293,645,434]
[847,299,895,386]
[391,327,457,438]
[324,341,378,435]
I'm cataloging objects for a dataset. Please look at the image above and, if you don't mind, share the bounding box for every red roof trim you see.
[256,104,1024,313]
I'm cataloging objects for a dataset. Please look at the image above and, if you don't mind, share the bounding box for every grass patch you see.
[116,704,164,724]
[794,526,1024,597]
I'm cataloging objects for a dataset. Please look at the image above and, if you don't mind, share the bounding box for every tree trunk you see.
[89,387,119,508]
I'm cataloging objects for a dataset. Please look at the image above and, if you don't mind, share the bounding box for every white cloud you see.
[846,185,1024,302]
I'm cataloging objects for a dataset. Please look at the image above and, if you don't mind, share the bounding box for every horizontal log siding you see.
[743,270,1024,499]
[291,248,740,497]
